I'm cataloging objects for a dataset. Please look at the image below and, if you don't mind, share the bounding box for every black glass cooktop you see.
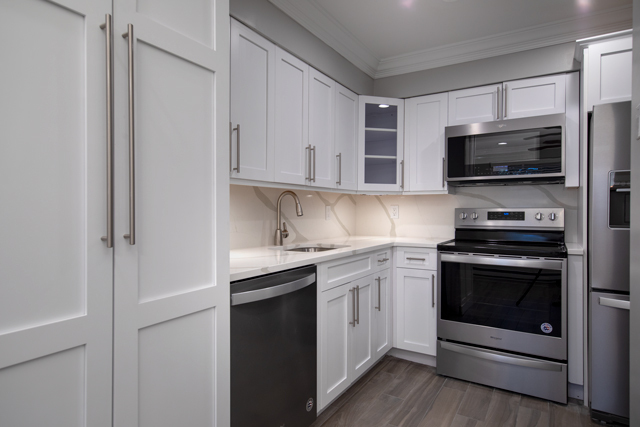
[437,229,567,258]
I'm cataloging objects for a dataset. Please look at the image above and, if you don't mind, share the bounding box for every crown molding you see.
[269,0,379,77]
[269,0,632,80]
[375,5,632,78]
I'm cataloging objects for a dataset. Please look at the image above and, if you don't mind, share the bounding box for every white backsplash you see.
[355,184,580,243]
[229,185,357,249]
[230,184,579,249]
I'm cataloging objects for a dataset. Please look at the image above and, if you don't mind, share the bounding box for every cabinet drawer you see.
[318,253,373,292]
[373,250,391,271]
[395,247,437,270]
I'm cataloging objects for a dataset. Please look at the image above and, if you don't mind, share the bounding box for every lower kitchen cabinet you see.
[394,268,437,356]
[319,269,391,410]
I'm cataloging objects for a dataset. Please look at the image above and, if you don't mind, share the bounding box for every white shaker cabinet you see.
[334,83,359,191]
[274,47,310,185]
[358,96,405,192]
[586,36,632,111]
[373,269,392,360]
[404,93,448,192]
[112,1,230,426]
[309,68,336,188]
[448,84,502,126]
[351,276,375,379]
[394,248,438,356]
[503,75,566,119]
[230,18,276,181]
[0,1,113,425]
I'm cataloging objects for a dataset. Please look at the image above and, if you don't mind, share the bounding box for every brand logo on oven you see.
[541,323,553,334]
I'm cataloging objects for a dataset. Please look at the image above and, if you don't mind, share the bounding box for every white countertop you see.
[230,236,584,281]
[230,236,448,281]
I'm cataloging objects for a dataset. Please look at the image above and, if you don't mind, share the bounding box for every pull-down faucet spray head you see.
[275,191,303,246]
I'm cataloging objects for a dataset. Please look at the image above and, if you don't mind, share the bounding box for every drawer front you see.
[396,247,437,270]
[373,250,391,271]
[318,254,373,292]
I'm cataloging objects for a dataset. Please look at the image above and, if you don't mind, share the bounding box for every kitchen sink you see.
[285,247,337,252]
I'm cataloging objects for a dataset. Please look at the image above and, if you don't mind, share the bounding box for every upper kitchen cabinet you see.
[334,84,359,191]
[449,76,566,125]
[309,68,336,188]
[274,47,309,185]
[405,93,448,192]
[502,75,565,119]
[230,18,275,181]
[448,84,502,126]
[586,36,632,111]
[358,96,405,192]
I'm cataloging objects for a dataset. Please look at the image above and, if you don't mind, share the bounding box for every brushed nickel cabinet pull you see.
[432,274,435,308]
[442,157,445,188]
[378,257,389,263]
[122,24,136,245]
[231,124,240,173]
[336,153,342,185]
[375,277,381,311]
[305,145,311,181]
[503,84,508,119]
[356,285,360,325]
[100,14,114,248]
[400,160,404,189]
[311,145,316,182]
[406,257,426,261]
[350,287,356,327]
[496,86,501,120]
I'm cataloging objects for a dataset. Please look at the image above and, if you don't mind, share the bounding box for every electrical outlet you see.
[325,206,331,220]
[390,205,399,219]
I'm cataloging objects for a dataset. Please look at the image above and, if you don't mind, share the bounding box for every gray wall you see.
[630,0,639,423]
[373,42,579,99]
[230,0,374,95]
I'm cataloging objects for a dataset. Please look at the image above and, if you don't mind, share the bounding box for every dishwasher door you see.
[231,265,317,427]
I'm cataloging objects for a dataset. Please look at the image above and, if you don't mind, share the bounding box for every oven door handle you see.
[439,253,564,270]
[440,341,563,372]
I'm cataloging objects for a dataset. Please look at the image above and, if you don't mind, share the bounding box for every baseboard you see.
[388,348,436,367]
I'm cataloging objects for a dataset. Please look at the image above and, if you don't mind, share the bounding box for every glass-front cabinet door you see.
[358,96,404,192]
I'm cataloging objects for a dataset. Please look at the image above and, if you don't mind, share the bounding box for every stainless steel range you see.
[436,207,568,403]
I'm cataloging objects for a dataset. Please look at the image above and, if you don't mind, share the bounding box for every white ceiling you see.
[269,0,632,78]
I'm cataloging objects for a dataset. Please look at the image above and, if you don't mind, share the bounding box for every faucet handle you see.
[282,222,289,239]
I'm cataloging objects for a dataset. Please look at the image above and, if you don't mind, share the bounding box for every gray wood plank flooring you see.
[312,356,601,427]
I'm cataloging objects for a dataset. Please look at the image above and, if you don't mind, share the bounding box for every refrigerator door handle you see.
[599,297,630,311]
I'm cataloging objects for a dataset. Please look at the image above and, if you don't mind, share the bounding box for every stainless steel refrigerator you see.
[588,101,631,424]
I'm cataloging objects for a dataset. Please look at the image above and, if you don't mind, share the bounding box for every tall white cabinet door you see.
[448,84,502,125]
[503,75,565,119]
[334,84,358,191]
[274,48,309,185]
[373,270,392,360]
[309,68,335,188]
[112,1,230,426]
[0,1,113,426]
[230,19,275,181]
[319,284,351,410]
[395,269,437,356]
[351,276,374,377]
[405,93,448,192]
[587,37,633,111]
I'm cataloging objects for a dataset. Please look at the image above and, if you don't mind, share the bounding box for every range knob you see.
[471,212,479,220]
[549,213,557,221]
[459,212,468,220]
[535,212,544,221]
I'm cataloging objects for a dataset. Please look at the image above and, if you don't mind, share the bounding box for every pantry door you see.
[112,0,230,426]
[0,0,113,426]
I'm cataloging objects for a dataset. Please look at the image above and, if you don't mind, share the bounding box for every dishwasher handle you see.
[231,273,316,306]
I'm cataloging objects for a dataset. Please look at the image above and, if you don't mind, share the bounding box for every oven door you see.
[438,252,567,360]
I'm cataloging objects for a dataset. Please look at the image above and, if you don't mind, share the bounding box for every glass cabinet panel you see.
[364,103,398,185]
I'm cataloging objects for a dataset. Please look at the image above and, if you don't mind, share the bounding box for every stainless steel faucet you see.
[274,191,303,246]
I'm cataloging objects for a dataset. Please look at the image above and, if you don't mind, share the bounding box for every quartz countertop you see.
[230,236,448,282]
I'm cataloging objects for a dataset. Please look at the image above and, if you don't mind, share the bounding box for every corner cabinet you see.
[358,96,405,192]
[394,248,438,356]
[404,93,448,192]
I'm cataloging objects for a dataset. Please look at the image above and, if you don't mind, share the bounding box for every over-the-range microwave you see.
[445,113,566,186]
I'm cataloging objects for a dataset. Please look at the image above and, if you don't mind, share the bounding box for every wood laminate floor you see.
[312,356,602,427]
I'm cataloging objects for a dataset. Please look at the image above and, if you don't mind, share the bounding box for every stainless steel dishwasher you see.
[231,265,317,427]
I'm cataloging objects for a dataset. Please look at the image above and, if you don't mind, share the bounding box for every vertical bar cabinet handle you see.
[400,160,404,189]
[305,145,311,181]
[235,124,240,172]
[100,14,114,248]
[122,24,136,245]
[336,153,342,185]
[442,157,445,188]
[503,84,508,119]
[350,287,356,327]
[496,86,501,120]
[375,277,381,311]
[230,123,240,173]
[432,274,435,308]
[311,146,316,182]
[356,285,360,325]
[229,122,233,172]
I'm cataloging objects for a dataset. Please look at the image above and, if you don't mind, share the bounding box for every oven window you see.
[447,126,562,179]
[440,261,562,337]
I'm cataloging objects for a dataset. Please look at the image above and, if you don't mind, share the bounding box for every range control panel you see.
[455,208,564,230]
